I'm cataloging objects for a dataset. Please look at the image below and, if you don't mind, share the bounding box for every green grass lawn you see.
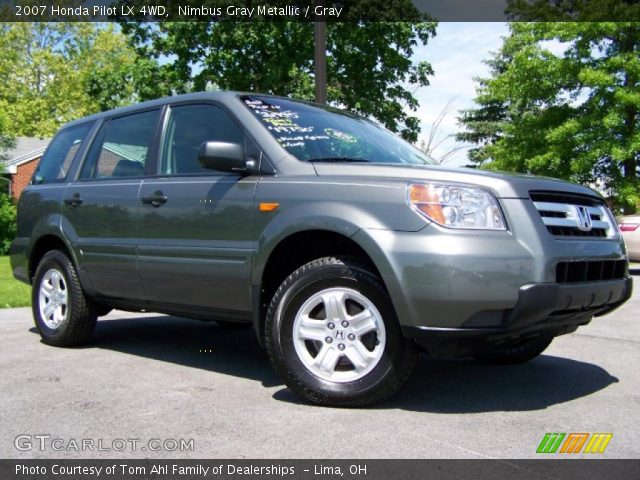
[0,256,31,308]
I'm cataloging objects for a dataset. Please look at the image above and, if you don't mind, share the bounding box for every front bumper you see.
[403,277,632,357]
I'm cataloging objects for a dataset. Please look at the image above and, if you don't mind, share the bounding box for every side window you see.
[80,109,160,179]
[32,123,92,184]
[161,104,244,175]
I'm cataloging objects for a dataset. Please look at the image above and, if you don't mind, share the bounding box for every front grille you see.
[530,191,614,238]
[556,260,627,283]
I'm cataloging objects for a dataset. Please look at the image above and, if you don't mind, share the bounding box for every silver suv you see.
[11,92,632,406]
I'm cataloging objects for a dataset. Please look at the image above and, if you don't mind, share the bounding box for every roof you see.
[64,90,242,129]
[4,137,50,168]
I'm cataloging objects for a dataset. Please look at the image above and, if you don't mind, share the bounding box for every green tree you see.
[456,51,511,164]
[506,0,640,22]
[0,22,140,137]
[0,112,15,164]
[122,7,437,141]
[458,22,640,211]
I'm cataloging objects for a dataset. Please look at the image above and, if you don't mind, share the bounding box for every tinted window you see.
[32,123,92,184]
[242,95,435,166]
[80,110,160,179]
[161,104,244,175]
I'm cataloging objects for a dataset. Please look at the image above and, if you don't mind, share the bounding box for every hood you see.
[311,162,601,199]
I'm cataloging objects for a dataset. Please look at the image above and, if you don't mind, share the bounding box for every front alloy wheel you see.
[266,256,418,407]
[292,287,386,383]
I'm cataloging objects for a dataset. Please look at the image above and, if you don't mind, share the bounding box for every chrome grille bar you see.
[531,196,615,238]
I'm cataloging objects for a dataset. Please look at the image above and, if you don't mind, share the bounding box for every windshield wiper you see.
[308,156,370,163]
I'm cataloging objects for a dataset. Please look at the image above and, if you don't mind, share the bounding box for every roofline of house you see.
[5,147,47,170]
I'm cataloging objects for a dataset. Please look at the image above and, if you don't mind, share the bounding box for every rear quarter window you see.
[32,123,93,185]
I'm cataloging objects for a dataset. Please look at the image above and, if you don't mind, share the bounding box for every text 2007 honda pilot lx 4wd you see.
[11,92,632,406]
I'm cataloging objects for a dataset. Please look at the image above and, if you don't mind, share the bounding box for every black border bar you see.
[2,459,640,480]
[1,0,639,22]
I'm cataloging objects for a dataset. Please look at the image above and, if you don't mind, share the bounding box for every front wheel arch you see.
[256,230,385,345]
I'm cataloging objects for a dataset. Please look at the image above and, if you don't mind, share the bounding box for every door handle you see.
[141,191,168,207]
[64,193,83,207]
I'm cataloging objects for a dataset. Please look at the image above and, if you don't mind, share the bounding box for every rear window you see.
[79,109,160,180]
[241,95,434,166]
[32,123,93,185]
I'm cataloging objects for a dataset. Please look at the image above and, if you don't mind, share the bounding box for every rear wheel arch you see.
[29,235,76,283]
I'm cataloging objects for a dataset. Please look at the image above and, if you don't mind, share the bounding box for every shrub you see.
[0,192,16,255]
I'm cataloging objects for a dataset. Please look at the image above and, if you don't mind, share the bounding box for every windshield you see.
[241,95,435,166]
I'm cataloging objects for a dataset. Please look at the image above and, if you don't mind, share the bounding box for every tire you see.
[265,256,418,407]
[32,250,97,347]
[473,336,553,365]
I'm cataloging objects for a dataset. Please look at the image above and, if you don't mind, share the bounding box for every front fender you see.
[251,201,380,285]
[251,177,427,284]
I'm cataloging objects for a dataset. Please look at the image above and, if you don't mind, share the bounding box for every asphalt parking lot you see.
[1,268,638,459]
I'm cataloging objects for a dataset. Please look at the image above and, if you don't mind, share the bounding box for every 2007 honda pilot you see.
[11,92,633,406]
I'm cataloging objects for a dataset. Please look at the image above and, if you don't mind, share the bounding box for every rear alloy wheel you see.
[38,268,69,330]
[266,256,418,407]
[473,336,553,365]
[32,250,97,347]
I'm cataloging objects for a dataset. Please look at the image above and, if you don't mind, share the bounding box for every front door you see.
[138,103,256,314]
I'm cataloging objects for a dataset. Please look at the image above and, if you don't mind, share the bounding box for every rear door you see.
[62,109,161,299]
[138,103,256,314]
[16,123,95,282]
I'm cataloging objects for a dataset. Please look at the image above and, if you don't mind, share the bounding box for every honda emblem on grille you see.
[574,206,593,231]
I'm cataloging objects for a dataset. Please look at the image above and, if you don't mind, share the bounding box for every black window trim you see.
[65,119,103,183]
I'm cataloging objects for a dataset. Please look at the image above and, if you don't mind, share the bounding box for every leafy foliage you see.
[458,22,640,212]
[121,6,437,141]
[506,0,640,22]
[0,192,16,255]
[0,112,16,164]
[0,22,141,137]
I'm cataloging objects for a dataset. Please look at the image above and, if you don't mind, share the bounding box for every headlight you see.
[408,183,506,230]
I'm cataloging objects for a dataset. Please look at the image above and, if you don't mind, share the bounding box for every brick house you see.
[2,137,50,200]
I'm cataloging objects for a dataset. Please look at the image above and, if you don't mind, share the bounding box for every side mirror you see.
[198,141,247,173]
